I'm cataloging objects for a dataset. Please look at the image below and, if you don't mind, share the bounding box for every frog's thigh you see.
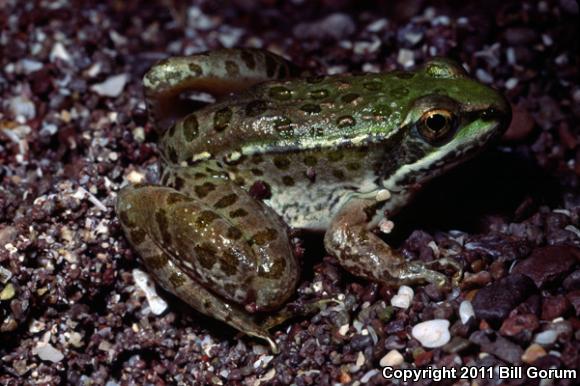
[324,198,448,287]
[117,184,298,311]
[143,48,303,130]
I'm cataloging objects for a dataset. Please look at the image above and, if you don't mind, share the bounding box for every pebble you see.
[499,313,539,338]
[0,283,15,300]
[459,300,475,324]
[521,343,547,364]
[9,96,36,120]
[0,265,13,284]
[133,269,168,315]
[50,41,71,62]
[533,330,559,345]
[390,285,413,309]
[380,349,404,367]
[513,246,579,288]
[470,331,523,365]
[33,340,64,363]
[541,295,570,320]
[91,74,129,97]
[411,319,450,348]
[472,274,536,325]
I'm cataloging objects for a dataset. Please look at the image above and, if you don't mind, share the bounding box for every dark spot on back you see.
[246,100,267,116]
[155,209,171,244]
[214,107,232,132]
[269,86,292,101]
[251,228,278,246]
[226,226,243,240]
[195,210,220,229]
[194,182,216,198]
[130,228,146,244]
[195,242,217,269]
[251,168,263,176]
[146,254,169,270]
[214,193,238,208]
[168,147,178,163]
[273,156,291,170]
[169,271,187,288]
[300,104,321,114]
[341,93,360,103]
[188,63,202,76]
[225,60,240,76]
[182,114,199,141]
[167,192,186,205]
[230,208,248,218]
[265,54,277,77]
[282,176,295,186]
[309,89,329,99]
[241,50,256,70]
[173,176,185,190]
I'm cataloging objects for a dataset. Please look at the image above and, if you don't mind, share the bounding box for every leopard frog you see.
[116,48,510,350]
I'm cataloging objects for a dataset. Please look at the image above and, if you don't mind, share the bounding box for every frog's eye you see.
[418,109,456,143]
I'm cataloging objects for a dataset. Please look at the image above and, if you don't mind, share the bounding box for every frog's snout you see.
[481,97,512,134]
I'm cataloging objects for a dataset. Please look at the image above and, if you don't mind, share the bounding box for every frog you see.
[116,48,511,351]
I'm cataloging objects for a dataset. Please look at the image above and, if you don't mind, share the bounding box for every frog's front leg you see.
[143,48,304,131]
[116,175,299,351]
[324,198,451,287]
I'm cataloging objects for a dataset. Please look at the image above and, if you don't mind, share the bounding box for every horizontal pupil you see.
[427,114,447,131]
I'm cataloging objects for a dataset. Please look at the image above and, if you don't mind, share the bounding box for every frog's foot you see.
[143,48,305,131]
[325,198,460,288]
[422,257,464,286]
[260,298,341,331]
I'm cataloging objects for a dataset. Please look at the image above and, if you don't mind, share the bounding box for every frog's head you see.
[381,58,511,192]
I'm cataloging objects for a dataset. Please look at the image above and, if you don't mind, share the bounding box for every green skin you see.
[116,49,511,350]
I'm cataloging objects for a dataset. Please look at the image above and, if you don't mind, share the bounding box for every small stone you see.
[397,48,415,68]
[133,269,168,315]
[380,349,404,367]
[472,274,536,325]
[91,74,129,97]
[9,96,36,120]
[521,343,547,364]
[379,219,395,234]
[563,270,580,291]
[0,265,13,284]
[512,246,579,288]
[533,330,559,346]
[541,295,570,320]
[459,300,475,324]
[411,319,451,348]
[50,42,71,62]
[0,283,15,300]
[391,285,413,309]
[34,341,64,363]
[469,331,523,365]
[499,313,539,338]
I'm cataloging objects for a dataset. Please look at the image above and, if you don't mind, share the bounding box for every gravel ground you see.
[0,0,579,385]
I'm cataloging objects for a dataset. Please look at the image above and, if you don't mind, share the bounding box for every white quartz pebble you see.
[459,300,475,324]
[390,285,414,309]
[380,349,404,367]
[133,269,168,315]
[411,319,451,348]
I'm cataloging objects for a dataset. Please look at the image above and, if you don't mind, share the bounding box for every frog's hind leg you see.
[143,48,305,131]
[116,176,299,351]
